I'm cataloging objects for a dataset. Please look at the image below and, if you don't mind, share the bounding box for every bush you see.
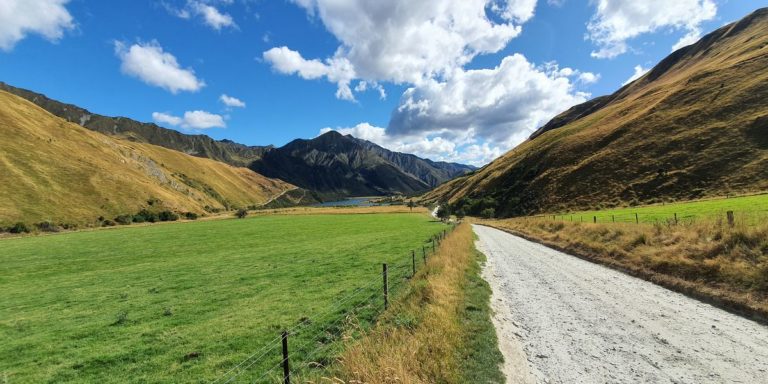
[102,220,116,227]
[34,221,59,232]
[235,208,248,219]
[184,212,199,220]
[114,215,133,225]
[158,211,179,222]
[480,208,496,219]
[134,209,158,223]
[8,222,30,234]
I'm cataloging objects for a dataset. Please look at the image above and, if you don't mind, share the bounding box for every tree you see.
[481,208,496,219]
[407,200,416,212]
[235,208,248,219]
[436,205,451,222]
[455,209,466,222]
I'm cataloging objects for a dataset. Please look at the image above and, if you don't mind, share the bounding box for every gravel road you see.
[473,224,768,384]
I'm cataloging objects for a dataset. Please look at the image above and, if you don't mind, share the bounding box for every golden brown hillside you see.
[425,8,768,217]
[0,90,299,227]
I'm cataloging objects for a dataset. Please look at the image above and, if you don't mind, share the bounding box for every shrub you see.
[235,208,248,219]
[436,206,451,221]
[184,212,199,220]
[34,221,59,232]
[102,220,116,227]
[114,215,133,225]
[455,209,466,221]
[135,209,158,223]
[8,222,30,234]
[158,211,179,222]
[480,208,496,219]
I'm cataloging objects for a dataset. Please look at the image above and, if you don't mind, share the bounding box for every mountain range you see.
[425,7,768,217]
[0,81,473,201]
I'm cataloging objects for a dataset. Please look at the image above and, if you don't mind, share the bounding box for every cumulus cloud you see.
[152,110,225,130]
[114,40,205,94]
[388,55,590,145]
[268,0,537,98]
[621,65,649,86]
[165,0,237,30]
[0,0,74,51]
[587,0,716,58]
[263,46,356,100]
[271,0,598,165]
[220,94,246,108]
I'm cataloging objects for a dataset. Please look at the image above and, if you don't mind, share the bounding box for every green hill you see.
[0,90,303,228]
[425,7,768,217]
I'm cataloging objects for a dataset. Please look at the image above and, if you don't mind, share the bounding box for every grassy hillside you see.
[0,212,446,383]
[426,8,768,217]
[0,90,301,227]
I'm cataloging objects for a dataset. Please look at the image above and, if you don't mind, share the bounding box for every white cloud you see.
[622,65,649,86]
[165,0,237,30]
[263,46,356,100]
[190,1,236,30]
[388,54,590,146]
[587,0,716,58]
[152,110,225,130]
[270,0,536,98]
[219,94,246,108]
[114,40,205,94]
[0,0,74,51]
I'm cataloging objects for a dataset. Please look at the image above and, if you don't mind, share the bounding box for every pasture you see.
[0,212,445,383]
[547,193,768,224]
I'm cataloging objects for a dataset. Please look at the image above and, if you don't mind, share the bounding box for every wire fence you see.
[528,209,768,227]
[210,224,456,384]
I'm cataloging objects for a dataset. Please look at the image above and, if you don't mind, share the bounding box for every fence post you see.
[727,211,735,227]
[612,215,615,223]
[282,331,290,384]
[593,216,597,223]
[674,213,678,224]
[412,250,416,277]
[635,213,639,224]
[382,263,388,310]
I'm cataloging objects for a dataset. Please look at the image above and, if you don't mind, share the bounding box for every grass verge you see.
[482,217,768,324]
[332,223,505,383]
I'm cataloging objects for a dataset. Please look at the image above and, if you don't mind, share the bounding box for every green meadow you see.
[0,213,445,383]
[549,193,768,224]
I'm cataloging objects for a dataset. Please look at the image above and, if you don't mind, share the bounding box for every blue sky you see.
[0,0,764,165]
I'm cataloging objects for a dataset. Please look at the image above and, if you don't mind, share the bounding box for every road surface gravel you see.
[473,224,768,384]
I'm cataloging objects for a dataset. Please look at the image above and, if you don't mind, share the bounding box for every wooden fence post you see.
[612,215,615,223]
[593,216,597,223]
[727,211,735,227]
[635,213,639,224]
[382,263,388,310]
[674,213,678,224]
[282,331,290,384]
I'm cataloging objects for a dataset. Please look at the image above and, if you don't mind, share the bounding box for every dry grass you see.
[483,216,768,322]
[328,223,502,383]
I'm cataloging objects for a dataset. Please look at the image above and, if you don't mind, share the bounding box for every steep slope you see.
[250,131,475,199]
[425,7,768,217]
[0,82,271,167]
[0,90,302,227]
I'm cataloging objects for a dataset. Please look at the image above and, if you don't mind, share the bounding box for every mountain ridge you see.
[0,82,474,200]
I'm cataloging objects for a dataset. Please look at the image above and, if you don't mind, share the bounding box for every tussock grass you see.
[484,216,768,322]
[330,223,504,383]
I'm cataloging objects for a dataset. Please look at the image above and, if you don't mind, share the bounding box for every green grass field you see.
[544,193,768,225]
[0,213,446,383]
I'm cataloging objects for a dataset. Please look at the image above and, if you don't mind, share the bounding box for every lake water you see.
[313,197,378,207]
